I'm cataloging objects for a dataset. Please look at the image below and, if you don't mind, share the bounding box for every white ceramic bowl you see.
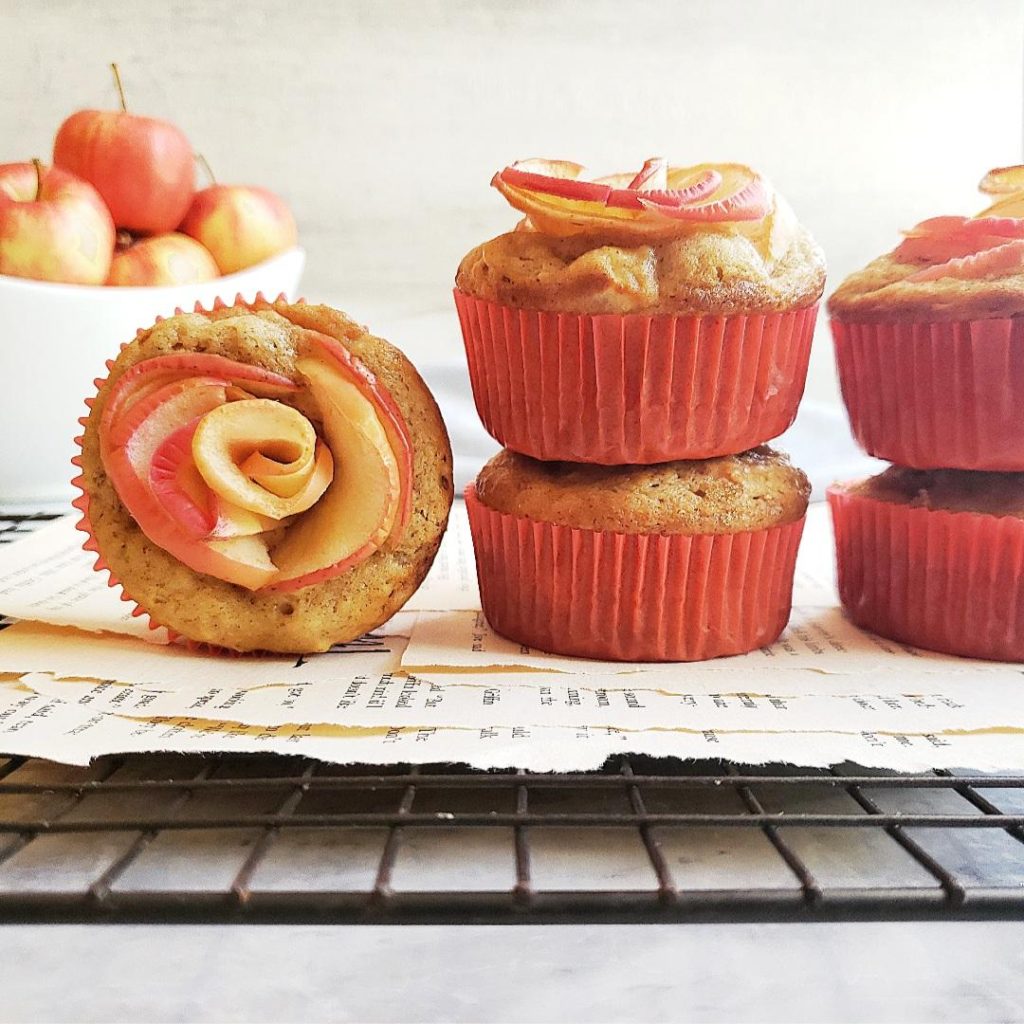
[0,247,305,507]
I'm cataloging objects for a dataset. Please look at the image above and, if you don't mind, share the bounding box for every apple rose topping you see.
[892,166,1024,281]
[491,157,772,240]
[98,335,413,592]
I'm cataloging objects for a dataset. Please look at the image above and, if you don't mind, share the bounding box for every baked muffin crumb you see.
[849,466,1024,519]
[475,447,809,534]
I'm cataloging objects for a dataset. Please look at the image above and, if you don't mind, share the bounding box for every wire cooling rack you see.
[1,513,1023,924]
[0,754,1024,923]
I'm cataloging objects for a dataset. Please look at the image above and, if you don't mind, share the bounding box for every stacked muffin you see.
[454,158,825,661]
[828,166,1024,662]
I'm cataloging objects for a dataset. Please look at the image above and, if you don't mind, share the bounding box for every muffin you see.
[74,295,453,653]
[829,467,1024,662]
[829,165,1024,470]
[455,157,825,464]
[466,446,810,662]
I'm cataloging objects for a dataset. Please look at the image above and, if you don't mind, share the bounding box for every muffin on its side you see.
[828,467,1024,662]
[454,158,825,465]
[467,447,810,662]
[76,296,453,653]
[829,165,1024,470]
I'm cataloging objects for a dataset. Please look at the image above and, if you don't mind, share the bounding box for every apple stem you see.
[196,153,217,185]
[111,62,128,112]
[31,158,43,201]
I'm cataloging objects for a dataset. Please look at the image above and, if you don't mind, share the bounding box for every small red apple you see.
[53,64,194,234]
[180,185,298,274]
[0,161,115,284]
[107,232,218,287]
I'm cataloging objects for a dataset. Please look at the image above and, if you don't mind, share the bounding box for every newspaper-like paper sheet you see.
[0,502,1022,770]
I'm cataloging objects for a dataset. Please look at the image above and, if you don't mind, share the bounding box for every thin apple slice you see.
[210,499,282,539]
[637,164,770,222]
[106,377,227,452]
[895,215,1024,263]
[976,192,1024,220]
[267,354,402,591]
[102,353,299,439]
[980,165,1024,195]
[205,534,277,578]
[895,234,995,263]
[906,239,1024,282]
[110,453,279,589]
[303,331,415,534]
[119,382,227,480]
[192,399,332,518]
[609,167,722,211]
[149,419,217,538]
[627,157,668,191]
[497,160,612,203]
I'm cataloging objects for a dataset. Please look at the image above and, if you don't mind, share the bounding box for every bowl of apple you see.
[0,68,304,506]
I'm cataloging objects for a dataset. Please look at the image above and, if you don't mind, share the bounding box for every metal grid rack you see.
[1,754,1024,923]
[1,514,1023,924]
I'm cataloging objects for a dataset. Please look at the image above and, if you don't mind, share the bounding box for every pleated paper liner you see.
[455,290,818,465]
[465,484,805,663]
[832,315,1024,471]
[72,292,301,652]
[828,484,1024,663]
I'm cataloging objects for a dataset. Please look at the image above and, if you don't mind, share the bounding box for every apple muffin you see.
[829,165,1024,470]
[75,296,453,653]
[454,157,825,464]
[829,467,1024,662]
[466,446,809,662]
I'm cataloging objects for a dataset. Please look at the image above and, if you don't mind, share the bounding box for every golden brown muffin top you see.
[457,158,825,315]
[830,167,1024,322]
[457,212,826,316]
[846,466,1024,520]
[475,447,809,535]
[828,251,1024,322]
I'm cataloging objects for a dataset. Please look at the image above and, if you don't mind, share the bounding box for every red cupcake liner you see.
[828,485,1024,662]
[455,290,818,464]
[72,292,300,650]
[465,484,805,662]
[832,316,1024,471]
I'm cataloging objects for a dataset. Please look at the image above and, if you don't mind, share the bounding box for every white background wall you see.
[1,0,1021,412]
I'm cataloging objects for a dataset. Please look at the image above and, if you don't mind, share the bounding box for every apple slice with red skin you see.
[637,165,770,222]
[496,160,612,204]
[627,157,667,191]
[303,331,414,534]
[102,353,298,439]
[895,215,1024,263]
[102,382,278,589]
[907,239,1024,283]
[608,166,721,211]
[105,376,227,453]
[266,340,411,591]
[149,418,282,540]
[149,418,218,538]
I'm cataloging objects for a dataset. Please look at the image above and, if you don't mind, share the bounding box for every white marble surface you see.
[2,922,1023,1022]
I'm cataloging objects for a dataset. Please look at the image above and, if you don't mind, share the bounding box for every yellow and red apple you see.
[107,232,218,287]
[0,161,115,284]
[53,66,194,235]
[180,185,298,274]
[98,334,413,593]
